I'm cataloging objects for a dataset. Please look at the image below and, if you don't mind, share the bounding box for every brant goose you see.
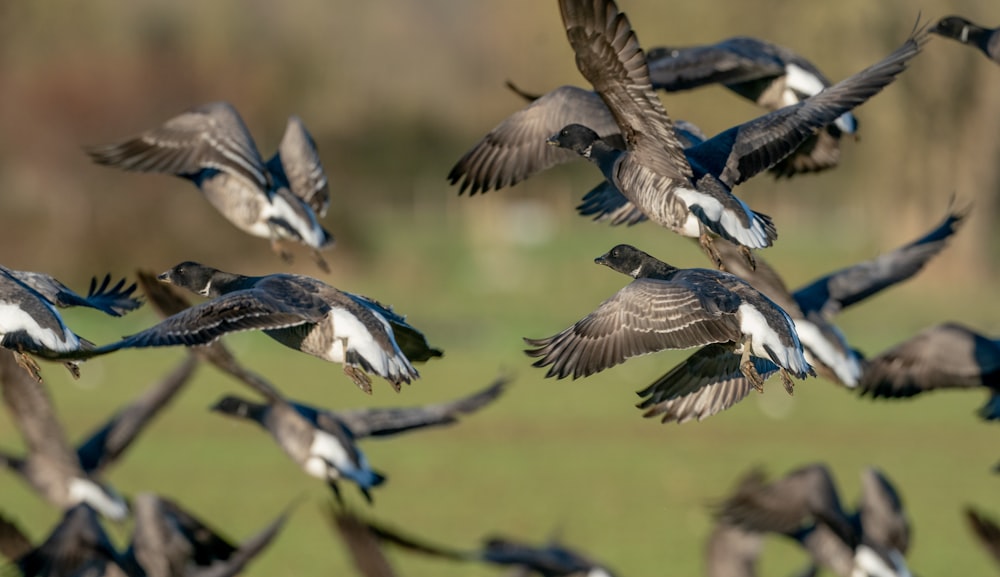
[716,464,913,577]
[637,206,965,423]
[646,36,859,177]
[931,16,1000,63]
[448,83,705,195]
[86,102,334,270]
[525,244,813,395]
[553,25,926,251]
[214,375,508,442]
[129,493,289,577]
[89,262,441,394]
[211,375,507,501]
[857,322,1000,420]
[210,389,386,504]
[0,349,197,521]
[131,269,388,503]
[549,0,926,265]
[0,268,141,380]
[356,513,617,577]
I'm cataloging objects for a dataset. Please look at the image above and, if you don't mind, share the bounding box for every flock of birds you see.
[0,0,998,575]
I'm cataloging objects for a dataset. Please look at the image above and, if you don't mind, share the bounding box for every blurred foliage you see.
[0,1,998,576]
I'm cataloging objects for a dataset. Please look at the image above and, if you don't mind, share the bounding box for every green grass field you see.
[0,199,996,577]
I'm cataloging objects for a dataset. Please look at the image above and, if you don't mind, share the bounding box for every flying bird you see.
[715,464,913,577]
[636,205,965,423]
[0,268,141,380]
[857,322,1000,420]
[352,512,617,577]
[548,0,927,266]
[646,35,859,177]
[525,244,813,396]
[86,102,335,270]
[81,262,441,394]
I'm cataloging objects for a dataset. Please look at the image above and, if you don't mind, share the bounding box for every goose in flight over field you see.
[86,102,334,270]
[129,269,386,503]
[857,322,1000,421]
[447,82,705,195]
[348,511,618,577]
[525,244,813,397]
[0,268,141,380]
[83,262,441,394]
[646,35,858,177]
[636,205,965,423]
[548,0,926,266]
[716,464,913,577]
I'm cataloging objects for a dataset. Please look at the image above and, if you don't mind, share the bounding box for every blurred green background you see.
[0,0,998,575]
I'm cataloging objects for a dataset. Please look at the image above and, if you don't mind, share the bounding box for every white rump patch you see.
[265,191,326,247]
[674,187,769,248]
[68,477,129,520]
[739,304,810,376]
[328,308,415,381]
[0,303,77,352]
[793,319,862,386]
[306,430,352,479]
[783,64,826,102]
[852,544,903,577]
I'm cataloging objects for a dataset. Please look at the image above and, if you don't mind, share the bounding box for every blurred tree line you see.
[0,0,996,280]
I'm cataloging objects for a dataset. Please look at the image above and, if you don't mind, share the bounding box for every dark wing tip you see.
[85,274,143,316]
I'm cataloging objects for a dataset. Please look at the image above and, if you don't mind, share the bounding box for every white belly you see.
[0,303,77,352]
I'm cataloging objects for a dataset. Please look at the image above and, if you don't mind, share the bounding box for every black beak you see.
[546,134,560,147]
[594,253,610,267]
[156,272,170,282]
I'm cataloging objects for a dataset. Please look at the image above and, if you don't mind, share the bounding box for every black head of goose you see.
[525,244,813,400]
[85,101,334,270]
[84,262,441,394]
[931,16,1000,63]
[446,81,704,199]
[646,35,859,178]
[0,268,142,381]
